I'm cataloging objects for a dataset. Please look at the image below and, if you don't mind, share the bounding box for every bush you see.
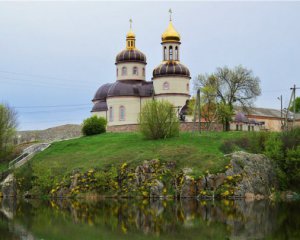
[0,103,18,162]
[264,134,284,161]
[82,116,107,136]
[138,100,179,140]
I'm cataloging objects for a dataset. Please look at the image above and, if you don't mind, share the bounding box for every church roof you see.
[107,80,153,98]
[91,100,108,112]
[92,83,113,102]
[153,62,190,78]
[115,49,147,64]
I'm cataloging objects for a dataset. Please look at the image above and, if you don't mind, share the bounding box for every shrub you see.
[138,100,179,140]
[264,134,284,161]
[82,116,107,136]
[219,139,238,154]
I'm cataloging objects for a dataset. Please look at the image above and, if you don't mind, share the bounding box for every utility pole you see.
[193,89,201,133]
[290,85,300,128]
[198,89,201,133]
[277,95,283,129]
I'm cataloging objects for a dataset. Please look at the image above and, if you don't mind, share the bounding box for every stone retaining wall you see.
[107,122,223,132]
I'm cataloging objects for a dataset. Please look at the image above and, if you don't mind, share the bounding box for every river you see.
[0,198,299,239]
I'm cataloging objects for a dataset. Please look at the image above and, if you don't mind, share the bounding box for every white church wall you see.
[154,94,188,109]
[107,96,142,126]
[153,76,190,96]
[116,62,146,81]
[92,111,107,120]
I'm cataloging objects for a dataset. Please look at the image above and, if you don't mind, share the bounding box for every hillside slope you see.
[24,132,245,184]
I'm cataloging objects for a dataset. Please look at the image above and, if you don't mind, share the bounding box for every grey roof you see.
[115,49,147,64]
[107,80,153,98]
[153,62,190,79]
[91,80,153,112]
[234,106,283,118]
[91,100,108,112]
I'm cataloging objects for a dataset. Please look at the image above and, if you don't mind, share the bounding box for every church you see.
[91,15,191,129]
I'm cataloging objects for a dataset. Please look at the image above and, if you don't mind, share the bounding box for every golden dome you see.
[126,29,135,38]
[161,21,180,43]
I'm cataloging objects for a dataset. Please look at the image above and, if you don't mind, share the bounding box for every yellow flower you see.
[142,191,148,197]
[163,188,167,194]
[227,176,233,181]
[222,190,229,196]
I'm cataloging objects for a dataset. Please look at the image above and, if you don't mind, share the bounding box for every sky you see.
[0,1,300,130]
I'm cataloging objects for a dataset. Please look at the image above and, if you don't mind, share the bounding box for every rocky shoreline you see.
[1,151,299,201]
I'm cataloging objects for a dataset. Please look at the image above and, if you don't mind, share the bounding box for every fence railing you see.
[8,143,51,169]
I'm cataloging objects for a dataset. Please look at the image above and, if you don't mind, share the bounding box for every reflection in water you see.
[0,198,300,240]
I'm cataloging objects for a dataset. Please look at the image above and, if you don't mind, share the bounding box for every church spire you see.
[126,19,136,50]
[161,10,180,43]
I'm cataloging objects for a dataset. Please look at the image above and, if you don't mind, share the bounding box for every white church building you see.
[91,17,191,129]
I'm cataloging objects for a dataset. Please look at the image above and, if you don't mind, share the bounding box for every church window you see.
[133,66,138,75]
[186,83,189,91]
[116,68,118,76]
[119,106,125,121]
[122,67,127,76]
[109,107,113,122]
[169,46,173,60]
[164,46,167,61]
[163,81,169,90]
[175,46,178,60]
[142,68,145,76]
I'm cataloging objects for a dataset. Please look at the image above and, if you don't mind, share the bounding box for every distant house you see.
[232,106,300,132]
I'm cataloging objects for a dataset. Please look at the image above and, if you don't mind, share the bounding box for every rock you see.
[135,160,159,186]
[1,174,17,198]
[70,173,80,189]
[206,173,226,190]
[180,176,196,198]
[197,177,206,192]
[150,180,164,198]
[182,168,193,175]
[226,151,277,197]
[245,192,255,200]
[56,187,70,198]
[165,161,176,170]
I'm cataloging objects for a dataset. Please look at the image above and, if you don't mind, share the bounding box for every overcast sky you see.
[1,1,299,130]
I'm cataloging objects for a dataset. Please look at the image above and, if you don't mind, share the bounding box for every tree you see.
[138,100,179,139]
[0,104,18,162]
[82,115,107,136]
[194,66,261,131]
[289,97,300,113]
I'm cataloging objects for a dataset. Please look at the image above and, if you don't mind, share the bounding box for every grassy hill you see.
[24,131,245,184]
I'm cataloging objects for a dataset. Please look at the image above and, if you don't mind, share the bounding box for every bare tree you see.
[194,66,261,131]
[0,103,18,162]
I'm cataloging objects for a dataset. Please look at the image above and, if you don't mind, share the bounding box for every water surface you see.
[0,198,299,240]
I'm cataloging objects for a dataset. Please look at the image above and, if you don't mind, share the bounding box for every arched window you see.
[122,67,127,76]
[109,106,113,122]
[175,46,178,60]
[163,81,169,90]
[186,83,189,91]
[142,68,145,76]
[133,66,138,75]
[116,68,118,77]
[119,106,125,121]
[164,46,167,61]
[169,46,173,60]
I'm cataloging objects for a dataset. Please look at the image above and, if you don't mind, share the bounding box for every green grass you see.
[28,131,246,181]
[0,162,9,173]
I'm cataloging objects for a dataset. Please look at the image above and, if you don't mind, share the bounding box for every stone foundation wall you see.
[107,124,139,132]
[180,122,223,132]
[107,122,223,133]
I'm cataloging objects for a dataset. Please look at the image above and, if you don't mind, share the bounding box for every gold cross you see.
[169,9,172,21]
[129,19,132,29]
